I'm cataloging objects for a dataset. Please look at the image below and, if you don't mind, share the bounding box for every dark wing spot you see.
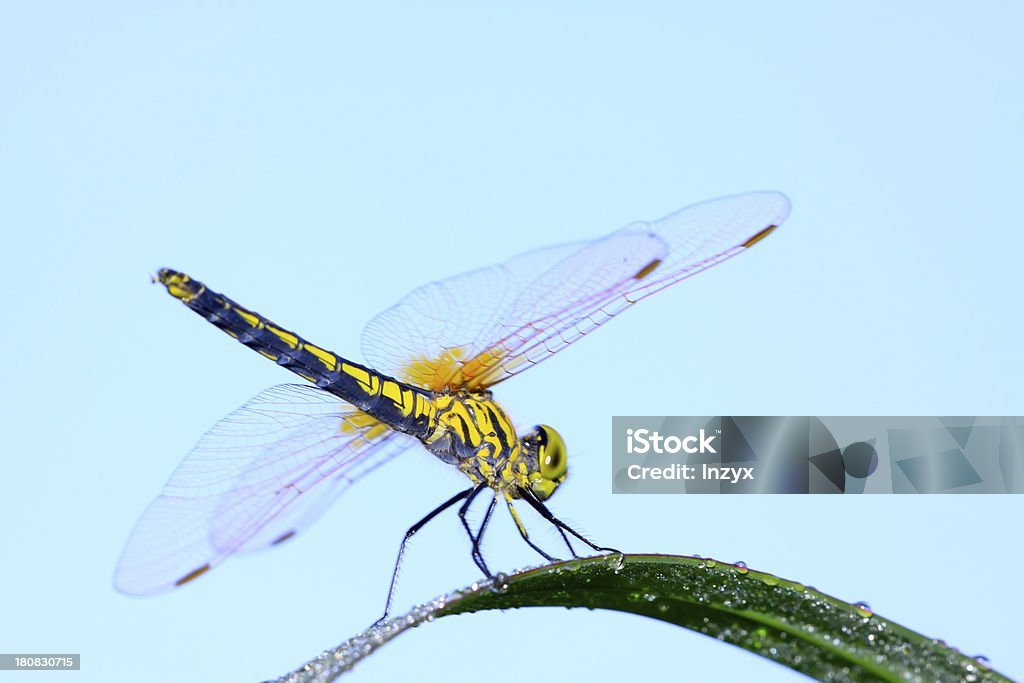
[633,259,662,280]
[742,225,777,248]
[272,531,297,546]
[175,564,211,587]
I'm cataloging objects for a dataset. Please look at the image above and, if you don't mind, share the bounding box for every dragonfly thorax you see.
[422,392,567,499]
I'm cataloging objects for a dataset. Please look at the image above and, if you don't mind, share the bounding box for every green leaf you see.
[271,554,1012,682]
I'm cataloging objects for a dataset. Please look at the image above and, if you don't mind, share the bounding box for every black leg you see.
[457,483,491,576]
[517,486,621,555]
[374,487,475,626]
[554,525,578,558]
[470,494,498,574]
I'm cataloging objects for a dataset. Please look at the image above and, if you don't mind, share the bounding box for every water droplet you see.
[733,561,749,574]
[627,592,644,602]
[606,551,626,572]
[704,559,718,568]
[490,572,509,593]
[657,603,670,613]
[854,601,873,617]
[974,654,990,666]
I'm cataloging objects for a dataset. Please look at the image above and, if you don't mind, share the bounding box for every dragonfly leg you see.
[517,487,622,556]
[554,525,578,558]
[469,493,499,575]
[374,486,476,627]
[457,483,492,576]
[504,497,557,562]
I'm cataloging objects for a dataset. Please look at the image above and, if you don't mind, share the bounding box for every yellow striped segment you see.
[303,343,338,370]
[235,309,261,328]
[382,380,403,403]
[157,270,203,303]
[341,363,381,399]
[341,363,371,387]
[266,325,299,349]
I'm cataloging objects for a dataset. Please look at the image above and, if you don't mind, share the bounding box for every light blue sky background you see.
[2,3,1021,682]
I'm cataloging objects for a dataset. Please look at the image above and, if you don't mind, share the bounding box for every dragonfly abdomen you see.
[156,269,435,436]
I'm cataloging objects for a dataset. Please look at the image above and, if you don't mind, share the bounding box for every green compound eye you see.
[529,425,568,501]
[539,425,566,479]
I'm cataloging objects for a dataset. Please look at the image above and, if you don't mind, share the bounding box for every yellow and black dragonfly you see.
[115,191,790,618]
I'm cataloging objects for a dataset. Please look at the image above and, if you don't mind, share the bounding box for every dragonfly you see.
[115,191,790,620]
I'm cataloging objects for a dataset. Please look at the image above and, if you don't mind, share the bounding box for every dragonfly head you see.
[522,424,568,501]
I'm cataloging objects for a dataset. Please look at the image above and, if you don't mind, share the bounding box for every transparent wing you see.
[363,191,790,391]
[115,384,414,595]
